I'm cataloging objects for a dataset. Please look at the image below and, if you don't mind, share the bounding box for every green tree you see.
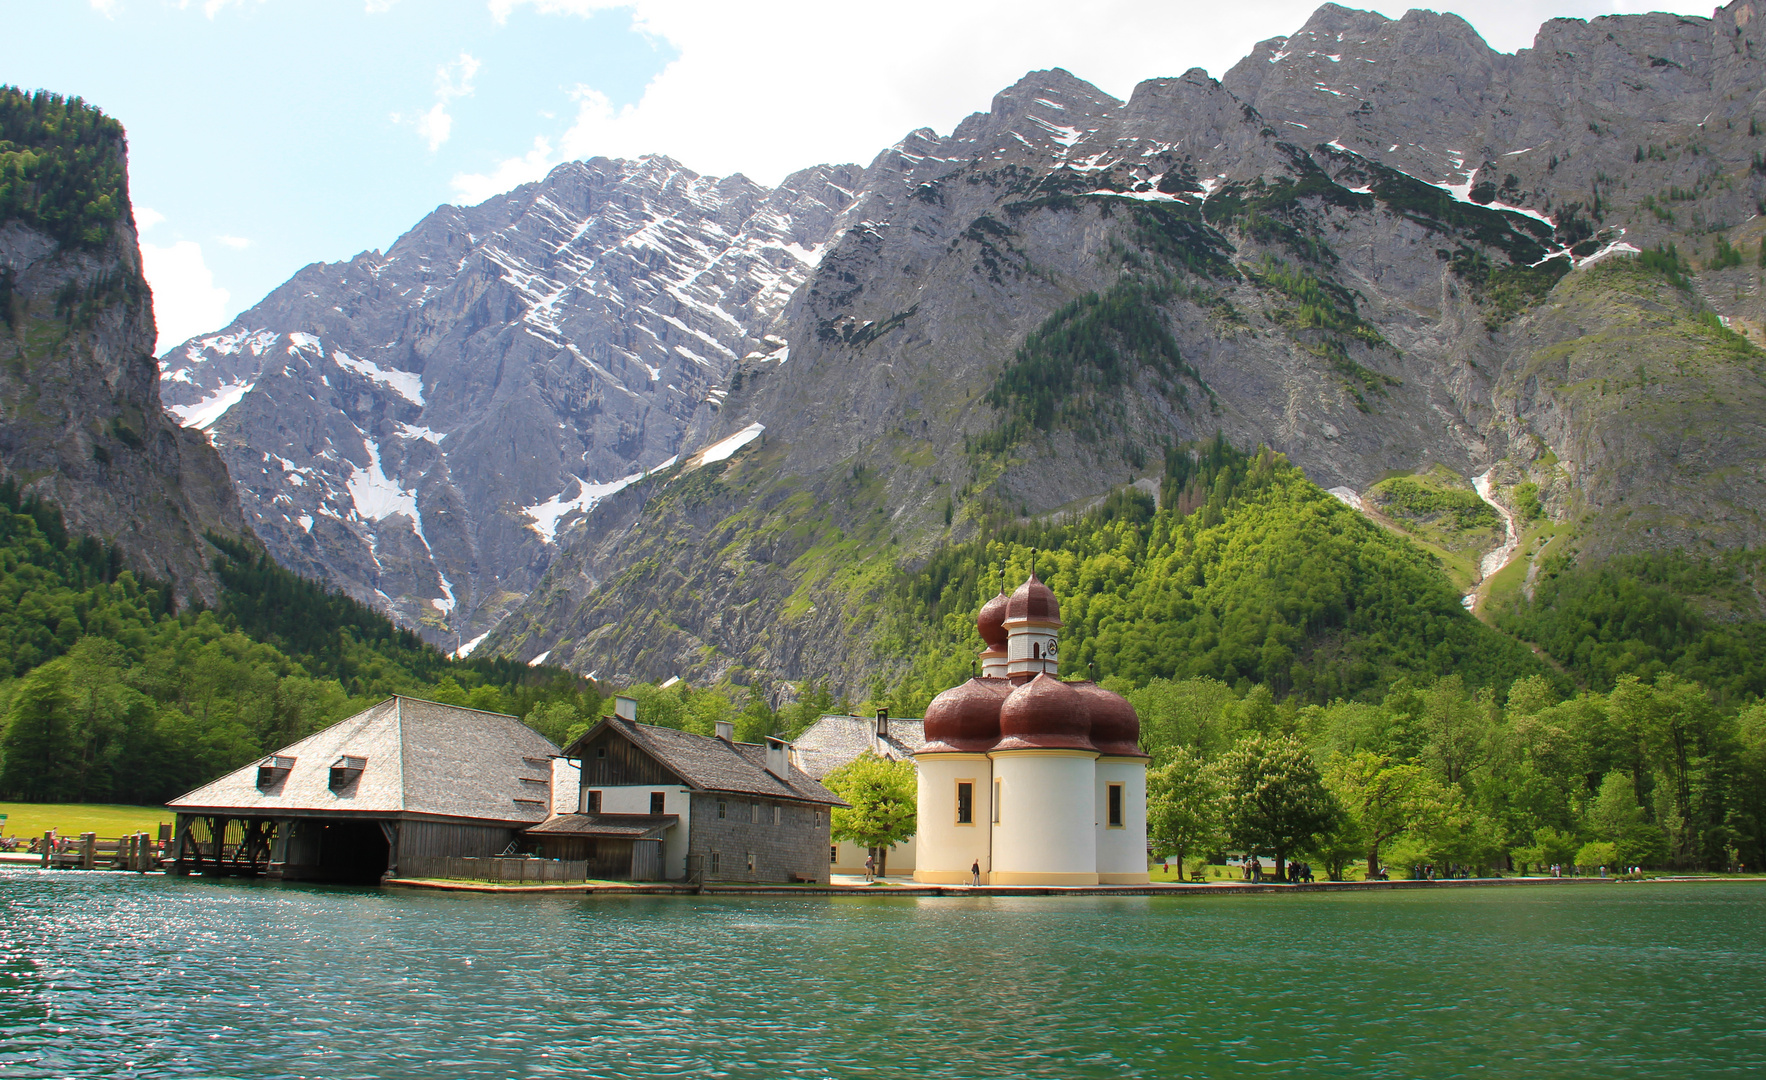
[0,661,76,800]
[1218,733,1341,879]
[1576,840,1619,873]
[1129,677,1242,764]
[1589,771,1668,868]
[1326,751,1452,878]
[823,752,917,877]
[1146,746,1225,872]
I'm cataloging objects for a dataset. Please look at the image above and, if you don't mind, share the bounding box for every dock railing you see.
[17,831,165,872]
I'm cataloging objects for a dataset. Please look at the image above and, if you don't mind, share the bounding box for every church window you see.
[993,779,1002,823]
[1032,642,1041,659]
[1108,784,1125,828]
[956,781,975,824]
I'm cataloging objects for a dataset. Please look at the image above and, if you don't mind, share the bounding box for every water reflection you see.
[1,872,1762,1078]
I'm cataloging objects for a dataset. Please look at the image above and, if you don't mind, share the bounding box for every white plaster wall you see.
[1005,623,1059,679]
[550,757,580,816]
[832,834,918,875]
[912,754,992,882]
[991,750,1098,883]
[581,783,693,879]
[1095,759,1149,883]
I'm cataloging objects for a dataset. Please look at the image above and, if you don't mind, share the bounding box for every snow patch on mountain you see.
[169,380,254,430]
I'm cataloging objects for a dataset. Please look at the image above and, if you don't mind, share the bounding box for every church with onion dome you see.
[913,574,1150,886]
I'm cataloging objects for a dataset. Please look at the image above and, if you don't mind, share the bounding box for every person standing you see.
[970,859,981,887]
[864,852,876,882]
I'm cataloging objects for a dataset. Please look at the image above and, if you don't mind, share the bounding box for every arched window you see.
[1032,642,1041,659]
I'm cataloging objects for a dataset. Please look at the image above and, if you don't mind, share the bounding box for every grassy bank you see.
[0,802,171,840]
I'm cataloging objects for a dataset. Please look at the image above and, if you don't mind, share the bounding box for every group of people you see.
[1234,857,1314,884]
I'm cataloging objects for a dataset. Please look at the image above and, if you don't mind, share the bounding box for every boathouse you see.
[166,696,559,884]
[541,700,844,884]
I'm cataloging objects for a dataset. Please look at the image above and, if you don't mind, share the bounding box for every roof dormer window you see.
[329,755,367,791]
[257,755,295,789]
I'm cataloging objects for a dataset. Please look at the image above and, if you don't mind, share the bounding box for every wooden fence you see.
[398,856,594,883]
[29,831,164,872]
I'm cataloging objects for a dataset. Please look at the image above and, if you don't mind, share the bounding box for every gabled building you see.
[545,699,845,884]
[166,696,560,884]
[790,711,924,876]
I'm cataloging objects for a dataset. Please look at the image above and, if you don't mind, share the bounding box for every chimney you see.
[716,720,735,742]
[614,696,638,722]
[875,709,890,741]
[765,736,790,780]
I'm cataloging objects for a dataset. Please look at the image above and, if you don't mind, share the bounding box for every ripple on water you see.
[1,873,1764,1079]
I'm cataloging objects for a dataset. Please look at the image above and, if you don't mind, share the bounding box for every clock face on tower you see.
[1045,640,1059,662]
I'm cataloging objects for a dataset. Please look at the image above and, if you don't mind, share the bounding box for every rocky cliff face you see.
[0,120,246,602]
[479,1,1766,690]
[159,156,861,649]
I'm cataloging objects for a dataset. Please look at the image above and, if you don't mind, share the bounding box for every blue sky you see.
[5,0,1707,352]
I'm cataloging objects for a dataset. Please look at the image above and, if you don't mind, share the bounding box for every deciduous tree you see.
[1219,733,1340,879]
[1146,747,1224,873]
[824,753,917,877]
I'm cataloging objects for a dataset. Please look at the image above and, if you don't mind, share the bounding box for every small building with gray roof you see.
[548,699,845,884]
[789,711,924,876]
[166,696,559,884]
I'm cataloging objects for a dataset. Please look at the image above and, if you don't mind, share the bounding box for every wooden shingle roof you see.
[563,717,846,807]
[167,696,561,825]
[790,714,925,779]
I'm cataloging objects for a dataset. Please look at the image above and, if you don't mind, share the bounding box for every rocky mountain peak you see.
[158,151,861,649]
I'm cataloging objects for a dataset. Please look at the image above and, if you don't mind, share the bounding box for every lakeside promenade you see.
[379,873,1761,898]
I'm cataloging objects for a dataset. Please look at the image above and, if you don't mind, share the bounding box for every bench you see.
[792,872,818,884]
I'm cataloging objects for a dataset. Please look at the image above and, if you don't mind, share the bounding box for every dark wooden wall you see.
[397,821,517,862]
[578,729,686,787]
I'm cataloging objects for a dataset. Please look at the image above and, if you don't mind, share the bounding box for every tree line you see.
[1141,668,1766,876]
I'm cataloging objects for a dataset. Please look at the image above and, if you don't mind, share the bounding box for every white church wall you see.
[990,750,1099,886]
[1095,759,1150,884]
[911,754,993,884]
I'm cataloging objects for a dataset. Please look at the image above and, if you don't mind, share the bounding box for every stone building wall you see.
[686,793,831,884]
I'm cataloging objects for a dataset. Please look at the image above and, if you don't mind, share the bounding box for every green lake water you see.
[1,873,1762,1079]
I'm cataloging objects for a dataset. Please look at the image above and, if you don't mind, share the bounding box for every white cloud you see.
[177,0,259,17]
[140,240,231,353]
[452,134,556,204]
[415,51,481,152]
[134,206,165,231]
[216,235,251,249]
[460,0,1716,198]
[88,0,120,16]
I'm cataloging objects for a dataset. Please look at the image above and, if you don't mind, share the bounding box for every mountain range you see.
[153,1,1766,694]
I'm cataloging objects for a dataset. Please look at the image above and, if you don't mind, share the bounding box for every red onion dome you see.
[976,590,1009,649]
[1071,682,1146,758]
[921,678,1009,753]
[995,673,1095,752]
[1004,573,1061,625]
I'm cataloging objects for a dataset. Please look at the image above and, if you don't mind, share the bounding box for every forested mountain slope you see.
[484,2,1766,695]
[0,481,599,805]
[0,88,245,603]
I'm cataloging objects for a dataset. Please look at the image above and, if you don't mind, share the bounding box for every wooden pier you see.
[15,829,166,872]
